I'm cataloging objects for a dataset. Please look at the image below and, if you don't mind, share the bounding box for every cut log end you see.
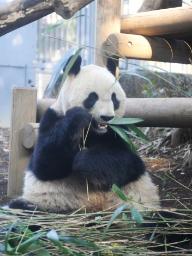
[21,123,39,150]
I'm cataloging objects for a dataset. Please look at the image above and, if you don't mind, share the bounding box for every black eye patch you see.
[83,92,98,109]
[111,93,120,110]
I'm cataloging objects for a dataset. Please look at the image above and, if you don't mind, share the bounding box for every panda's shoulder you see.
[39,108,62,132]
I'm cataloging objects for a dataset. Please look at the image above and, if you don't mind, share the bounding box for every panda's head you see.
[51,55,126,132]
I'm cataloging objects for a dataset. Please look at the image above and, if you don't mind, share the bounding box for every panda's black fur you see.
[29,106,145,189]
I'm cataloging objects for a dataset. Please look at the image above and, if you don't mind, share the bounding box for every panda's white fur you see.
[23,171,159,212]
[12,64,160,213]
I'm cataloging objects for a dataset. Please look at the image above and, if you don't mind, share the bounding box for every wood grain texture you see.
[102,33,192,64]
[121,6,192,40]
[95,0,121,66]
[8,88,37,197]
[0,0,93,36]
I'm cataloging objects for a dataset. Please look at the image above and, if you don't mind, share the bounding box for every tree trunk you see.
[0,0,93,37]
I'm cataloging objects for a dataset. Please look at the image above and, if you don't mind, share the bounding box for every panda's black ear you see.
[66,55,82,76]
[63,48,82,76]
[106,58,118,77]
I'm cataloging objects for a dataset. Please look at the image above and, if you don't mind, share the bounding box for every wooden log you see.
[95,0,121,72]
[121,6,192,39]
[21,97,192,150]
[21,123,39,150]
[36,98,192,128]
[8,88,37,197]
[138,0,182,12]
[0,0,93,37]
[102,33,192,64]
[125,98,192,128]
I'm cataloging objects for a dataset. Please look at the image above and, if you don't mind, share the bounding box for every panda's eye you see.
[111,93,120,110]
[83,92,99,109]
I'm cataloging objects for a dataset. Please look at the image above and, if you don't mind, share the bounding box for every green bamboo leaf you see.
[130,207,143,224]
[35,248,52,256]
[112,184,128,202]
[127,125,149,142]
[110,125,137,152]
[105,204,129,232]
[60,236,98,250]
[47,231,76,255]
[108,117,143,125]
[4,223,17,254]
[17,232,45,253]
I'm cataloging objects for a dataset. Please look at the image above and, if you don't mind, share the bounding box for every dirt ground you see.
[140,128,192,209]
[0,127,191,209]
[0,127,9,203]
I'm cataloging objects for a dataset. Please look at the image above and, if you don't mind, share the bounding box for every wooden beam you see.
[121,6,192,39]
[95,0,121,68]
[21,97,192,150]
[0,0,93,37]
[8,88,37,197]
[102,33,192,64]
[125,98,192,128]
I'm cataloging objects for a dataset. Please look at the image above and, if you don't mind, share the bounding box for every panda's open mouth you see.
[96,123,108,134]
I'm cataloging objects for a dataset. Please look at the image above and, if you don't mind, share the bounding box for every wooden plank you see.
[95,0,121,69]
[121,6,192,40]
[8,88,37,197]
[102,33,192,64]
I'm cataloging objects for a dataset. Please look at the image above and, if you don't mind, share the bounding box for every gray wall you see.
[0,22,37,126]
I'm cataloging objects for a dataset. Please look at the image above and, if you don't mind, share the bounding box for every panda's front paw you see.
[9,198,38,211]
[66,107,92,131]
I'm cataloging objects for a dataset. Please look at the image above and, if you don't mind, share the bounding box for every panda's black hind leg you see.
[9,198,38,211]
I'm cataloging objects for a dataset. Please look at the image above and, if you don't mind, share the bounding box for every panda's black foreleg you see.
[9,198,38,211]
[30,107,92,181]
[72,147,146,191]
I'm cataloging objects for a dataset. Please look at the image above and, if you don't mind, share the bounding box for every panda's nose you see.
[100,115,114,122]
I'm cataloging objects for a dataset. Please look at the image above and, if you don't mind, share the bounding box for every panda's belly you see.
[22,171,160,212]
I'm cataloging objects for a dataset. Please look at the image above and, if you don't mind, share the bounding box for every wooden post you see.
[8,88,37,197]
[95,0,121,70]
[102,33,192,64]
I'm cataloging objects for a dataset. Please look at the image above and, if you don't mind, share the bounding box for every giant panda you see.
[9,55,160,213]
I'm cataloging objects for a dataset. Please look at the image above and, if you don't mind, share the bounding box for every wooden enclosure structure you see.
[102,6,192,65]
[8,1,192,196]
